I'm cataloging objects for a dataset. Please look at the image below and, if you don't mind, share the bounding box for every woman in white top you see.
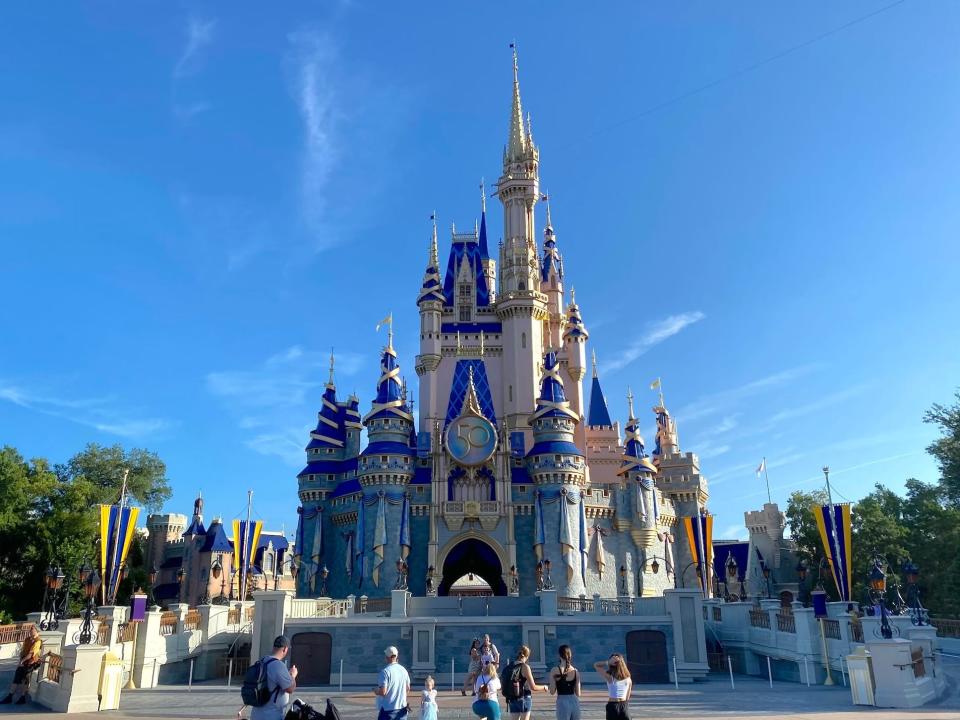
[471,662,502,720]
[593,653,632,720]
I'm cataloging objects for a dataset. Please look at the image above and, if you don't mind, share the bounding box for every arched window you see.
[521,333,527,349]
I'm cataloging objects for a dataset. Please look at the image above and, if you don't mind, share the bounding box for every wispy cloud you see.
[766,385,868,424]
[677,364,821,423]
[174,17,216,79]
[207,346,363,464]
[603,311,705,373]
[288,31,339,248]
[0,382,169,438]
[718,523,748,541]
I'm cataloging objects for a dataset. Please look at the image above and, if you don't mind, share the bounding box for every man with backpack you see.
[244,635,298,720]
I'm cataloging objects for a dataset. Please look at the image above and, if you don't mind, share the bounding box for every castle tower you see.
[416,218,445,430]
[526,350,587,597]
[497,48,548,433]
[479,184,497,300]
[145,513,187,572]
[583,352,623,487]
[540,201,564,349]
[561,288,588,446]
[357,332,415,593]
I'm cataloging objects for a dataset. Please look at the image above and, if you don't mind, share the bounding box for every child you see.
[421,675,438,720]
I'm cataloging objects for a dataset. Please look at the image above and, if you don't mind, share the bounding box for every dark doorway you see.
[625,630,668,683]
[438,538,507,596]
[290,632,332,685]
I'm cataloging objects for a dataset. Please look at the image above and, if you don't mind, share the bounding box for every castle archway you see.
[438,537,508,596]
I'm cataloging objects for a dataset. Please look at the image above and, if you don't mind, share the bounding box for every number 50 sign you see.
[445,415,498,466]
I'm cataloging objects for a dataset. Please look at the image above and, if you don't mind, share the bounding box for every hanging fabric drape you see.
[354,491,410,587]
[658,531,675,576]
[343,532,354,579]
[99,504,140,605]
[636,476,659,522]
[589,525,608,579]
[682,514,713,596]
[294,506,304,569]
[533,488,588,586]
[310,508,324,592]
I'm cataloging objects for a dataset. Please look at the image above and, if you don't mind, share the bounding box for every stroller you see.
[284,698,342,720]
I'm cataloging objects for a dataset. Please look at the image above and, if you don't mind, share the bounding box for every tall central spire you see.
[507,44,527,162]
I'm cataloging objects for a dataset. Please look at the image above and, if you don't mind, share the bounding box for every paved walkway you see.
[0,673,954,720]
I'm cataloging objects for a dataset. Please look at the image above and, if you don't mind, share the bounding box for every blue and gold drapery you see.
[355,491,410,587]
[813,502,853,602]
[682,513,714,597]
[232,519,263,597]
[534,488,588,586]
[636,476,659,521]
[99,503,140,604]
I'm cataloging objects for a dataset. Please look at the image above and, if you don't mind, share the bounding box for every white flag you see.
[756,459,766,475]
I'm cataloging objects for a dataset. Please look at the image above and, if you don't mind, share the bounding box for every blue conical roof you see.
[587,375,613,426]
[363,343,413,423]
[531,351,578,421]
[619,414,657,476]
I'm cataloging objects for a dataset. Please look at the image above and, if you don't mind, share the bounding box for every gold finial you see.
[328,348,336,386]
[626,387,635,420]
[480,178,486,213]
[430,212,439,266]
[570,286,576,305]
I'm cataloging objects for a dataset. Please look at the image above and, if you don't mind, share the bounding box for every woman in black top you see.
[549,645,581,720]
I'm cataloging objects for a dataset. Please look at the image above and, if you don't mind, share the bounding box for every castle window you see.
[460,307,471,321]
[509,385,513,402]
[381,456,387,462]
[521,333,527,349]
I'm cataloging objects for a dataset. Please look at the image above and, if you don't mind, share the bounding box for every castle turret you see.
[583,352,622,487]
[357,332,414,592]
[497,48,547,434]
[526,350,587,596]
[416,218,444,431]
[561,288,588,442]
[541,200,564,349]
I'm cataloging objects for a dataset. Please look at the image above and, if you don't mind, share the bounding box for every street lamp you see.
[902,561,926,626]
[39,566,66,631]
[725,553,740,601]
[320,565,330,596]
[176,567,186,604]
[426,565,436,596]
[619,565,628,596]
[868,557,893,640]
[542,558,554,591]
[77,568,101,644]
[509,565,519,595]
[148,565,158,607]
[212,556,226,605]
[796,561,809,606]
[762,563,772,599]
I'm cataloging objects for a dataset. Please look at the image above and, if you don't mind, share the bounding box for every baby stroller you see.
[284,698,342,720]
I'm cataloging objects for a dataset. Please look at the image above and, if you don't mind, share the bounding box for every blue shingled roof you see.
[329,478,361,499]
[442,236,490,307]
[444,359,497,427]
[362,440,414,456]
[587,376,613,426]
[527,440,584,457]
[200,520,233,553]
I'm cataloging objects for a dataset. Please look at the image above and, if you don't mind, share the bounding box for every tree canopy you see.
[0,443,171,621]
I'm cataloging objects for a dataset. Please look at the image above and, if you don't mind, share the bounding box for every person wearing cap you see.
[373,645,411,720]
[251,635,298,720]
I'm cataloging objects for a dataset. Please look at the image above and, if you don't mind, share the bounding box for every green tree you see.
[851,484,908,599]
[924,390,960,504]
[0,444,172,619]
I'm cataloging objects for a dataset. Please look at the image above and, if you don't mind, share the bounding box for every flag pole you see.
[822,466,844,600]
[763,457,771,504]
[241,490,252,602]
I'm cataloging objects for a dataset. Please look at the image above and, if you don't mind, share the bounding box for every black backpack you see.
[241,657,279,707]
[501,662,525,700]
[325,698,342,720]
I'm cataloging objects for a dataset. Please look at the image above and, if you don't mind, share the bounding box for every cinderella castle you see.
[295,52,710,600]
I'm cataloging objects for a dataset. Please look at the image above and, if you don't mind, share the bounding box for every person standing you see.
[374,645,411,720]
[482,634,500,665]
[471,662,502,720]
[463,638,482,696]
[593,653,632,720]
[501,645,548,720]
[549,645,580,720]
[420,675,438,720]
[0,625,42,705]
[250,636,297,720]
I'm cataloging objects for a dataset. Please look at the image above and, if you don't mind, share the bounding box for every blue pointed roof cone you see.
[531,350,578,421]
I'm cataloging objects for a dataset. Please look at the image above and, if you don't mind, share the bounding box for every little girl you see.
[421,675,438,720]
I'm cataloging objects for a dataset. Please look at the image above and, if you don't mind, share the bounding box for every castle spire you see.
[506,43,527,162]
[620,388,657,476]
[430,212,439,266]
[327,349,336,389]
[586,351,613,427]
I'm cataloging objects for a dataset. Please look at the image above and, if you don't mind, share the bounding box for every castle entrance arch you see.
[438,538,507,596]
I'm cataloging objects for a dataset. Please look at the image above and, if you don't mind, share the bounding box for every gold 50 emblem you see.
[445,415,497,466]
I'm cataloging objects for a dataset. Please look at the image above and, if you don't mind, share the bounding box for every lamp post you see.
[726,554,739,601]
[868,556,893,640]
[796,560,809,606]
[320,565,330,596]
[509,565,519,595]
[39,566,66,631]
[535,561,544,591]
[426,565,436,596]
[212,557,226,605]
[394,559,408,591]
[678,561,704,592]
[542,557,554,591]
[176,567,186,604]
[903,561,926,626]
[762,563,772,599]
[77,566,101,644]
[618,565,628,596]
[147,565,158,607]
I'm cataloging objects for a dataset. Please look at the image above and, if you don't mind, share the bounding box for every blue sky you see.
[2,2,958,541]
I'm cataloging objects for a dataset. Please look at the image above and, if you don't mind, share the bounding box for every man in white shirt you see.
[374,646,411,720]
